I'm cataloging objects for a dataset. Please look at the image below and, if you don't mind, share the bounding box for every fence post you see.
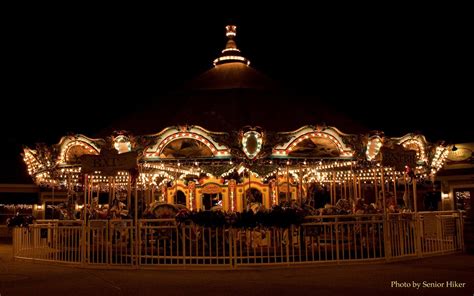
[415,213,423,257]
[107,221,111,265]
[81,220,86,265]
[130,220,135,267]
[335,223,340,262]
[133,219,139,267]
[181,226,186,266]
[459,211,464,252]
[286,227,291,266]
[384,214,392,261]
[230,228,235,269]
[12,228,16,258]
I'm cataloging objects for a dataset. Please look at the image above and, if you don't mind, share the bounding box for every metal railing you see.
[12,211,464,269]
[387,213,417,259]
[139,219,232,267]
[13,220,83,264]
[418,211,464,255]
[86,219,134,266]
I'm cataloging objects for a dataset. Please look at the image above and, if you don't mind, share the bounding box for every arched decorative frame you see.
[57,135,101,165]
[22,148,42,176]
[143,126,231,159]
[272,126,354,158]
[395,134,429,164]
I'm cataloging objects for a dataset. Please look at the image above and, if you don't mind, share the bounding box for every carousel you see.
[21,123,450,220]
[21,25,451,222]
[13,25,462,268]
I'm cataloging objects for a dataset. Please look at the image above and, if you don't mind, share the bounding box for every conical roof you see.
[99,25,367,136]
[184,62,276,91]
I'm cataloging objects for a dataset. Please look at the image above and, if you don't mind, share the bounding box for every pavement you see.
[0,243,473,296]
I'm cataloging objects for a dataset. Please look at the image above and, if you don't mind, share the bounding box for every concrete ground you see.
[0,243,473,296]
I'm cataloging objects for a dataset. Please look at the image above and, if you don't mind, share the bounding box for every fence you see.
[13,220,83,264]
[12,211,464,269]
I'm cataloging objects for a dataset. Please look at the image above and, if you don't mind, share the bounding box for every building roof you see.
[99,25,367,136]
[183,62,276,91]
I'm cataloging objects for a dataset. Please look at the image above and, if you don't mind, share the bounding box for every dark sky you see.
[2,7,471,183]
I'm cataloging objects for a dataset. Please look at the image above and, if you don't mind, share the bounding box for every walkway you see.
[0,243,472,296]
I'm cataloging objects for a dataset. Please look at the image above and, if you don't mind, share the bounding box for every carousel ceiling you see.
[160,139,214,159]
[287,138,340,158]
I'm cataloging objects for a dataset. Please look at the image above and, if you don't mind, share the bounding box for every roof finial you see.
[226,25,236,38]
[213,25,250,67]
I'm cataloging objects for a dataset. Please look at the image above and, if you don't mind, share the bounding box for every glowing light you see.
[222,48,240,53]
[284,132,351,157]
[366,137,382,161]
[154,132,230,157]
[430,146,449,175]
[114,135,131,154]
[402,139,427,163]
[227,189,233,211]
[242,131,263,159]
[213,56,250,66]
[189,191,193,211]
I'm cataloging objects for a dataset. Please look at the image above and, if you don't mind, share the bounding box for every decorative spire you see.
[213,25,250,67]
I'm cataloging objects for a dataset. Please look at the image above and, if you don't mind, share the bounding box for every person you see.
[403,190,410,209]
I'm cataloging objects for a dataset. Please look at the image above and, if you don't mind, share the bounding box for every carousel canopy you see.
[22,123,450,188]
[20,25,452,188]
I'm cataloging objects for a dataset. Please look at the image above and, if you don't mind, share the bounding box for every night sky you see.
[2,8,470,183]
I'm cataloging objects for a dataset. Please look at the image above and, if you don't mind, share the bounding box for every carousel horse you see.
[243,202,270,248]
[109,200,129,219]
[149,202,182,219]
[247,202,265,214]
[144,203,183,243]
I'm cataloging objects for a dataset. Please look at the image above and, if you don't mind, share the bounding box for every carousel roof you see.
[100,25,366,136]
[183,62,276,91]
[20,25,453,187]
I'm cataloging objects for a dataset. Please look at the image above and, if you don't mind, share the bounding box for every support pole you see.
[393,175,397,204]
[127,175,131,211]
[382,176,392,261]
[298,163,303,204]
[82,174,88,265]
[381,170,386,213]
[107,177,112,216]
[83,175,88,219]
[353,175,357,200]
[134,169,139,266]
[329,180,333,204]
[374,170,378,208]
[413,177,418,213]
[403,171,409,209]
[286,164,290,203]
[342,180,345,199]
